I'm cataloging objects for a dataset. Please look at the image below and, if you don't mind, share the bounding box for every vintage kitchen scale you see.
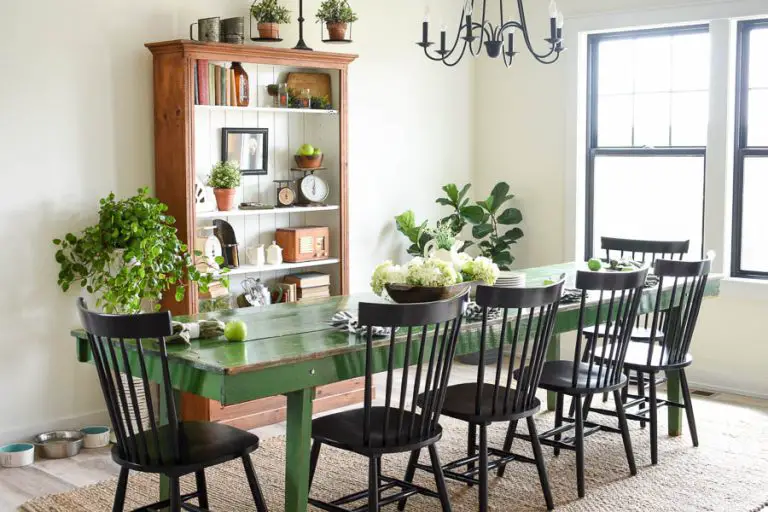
[274,179,297,207]
[290,168,330,206]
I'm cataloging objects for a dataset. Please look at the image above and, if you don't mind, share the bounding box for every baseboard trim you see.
[686,379,768,400]
[0,409,110,446]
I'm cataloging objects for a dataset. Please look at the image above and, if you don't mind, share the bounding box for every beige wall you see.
[474,0,768,397]
[0,0,473,443]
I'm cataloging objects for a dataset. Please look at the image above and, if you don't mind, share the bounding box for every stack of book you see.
[283,272,331,301]
[194,60,237,107]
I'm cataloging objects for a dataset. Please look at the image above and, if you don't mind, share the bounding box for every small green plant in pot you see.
[53,188,225,314]
[207,161,241,211]
[316,0,358,41]
[251,0,291,39]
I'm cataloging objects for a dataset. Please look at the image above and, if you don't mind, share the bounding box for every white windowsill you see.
[719,277,768,302]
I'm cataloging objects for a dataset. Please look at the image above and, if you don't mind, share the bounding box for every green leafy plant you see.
[316,0,359,23]
[395,182,524,270]
[251,0,291,24]
[53,188,226,314]
[207,161,241,189]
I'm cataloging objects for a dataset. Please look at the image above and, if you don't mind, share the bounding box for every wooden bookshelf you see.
[146,40,359,430]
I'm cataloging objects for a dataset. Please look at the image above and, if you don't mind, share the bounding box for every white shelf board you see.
[194,105,338,115]
[222,258,340,277]
[197,205,339,220]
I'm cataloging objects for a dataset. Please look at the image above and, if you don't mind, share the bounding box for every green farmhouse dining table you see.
[71,262,721,512]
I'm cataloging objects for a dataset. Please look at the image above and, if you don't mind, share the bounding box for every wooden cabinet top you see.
[145,40,358,69]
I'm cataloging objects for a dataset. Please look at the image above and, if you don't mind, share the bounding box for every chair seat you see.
[583,324,663,341]
[418,383,540,424]
[535,360,628,395]
[596,341,693,371]
[113,421,260,476]
[312,407,441,455]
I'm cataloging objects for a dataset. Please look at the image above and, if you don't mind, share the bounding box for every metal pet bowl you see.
[33,430,84,459]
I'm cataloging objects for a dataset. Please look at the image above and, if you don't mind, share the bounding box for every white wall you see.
[474,0,768,397]
[0,0,473,443]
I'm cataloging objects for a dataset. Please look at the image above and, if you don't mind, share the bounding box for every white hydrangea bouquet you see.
[371,255,500,300]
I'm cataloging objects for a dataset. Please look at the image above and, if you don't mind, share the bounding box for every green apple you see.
[543,278,555,285]
[313,148,322,155]
[224,320,248,342]
[587,258,602,271]
[297,144,315,156]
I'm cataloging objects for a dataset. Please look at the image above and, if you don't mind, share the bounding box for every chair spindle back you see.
[76,298,177,466]
[357,294,467,450]
[573,268,649,389]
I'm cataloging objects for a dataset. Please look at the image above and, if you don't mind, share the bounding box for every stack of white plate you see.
[496,271,526,287]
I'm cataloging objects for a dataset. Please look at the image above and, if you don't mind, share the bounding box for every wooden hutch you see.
[145,40,359,429]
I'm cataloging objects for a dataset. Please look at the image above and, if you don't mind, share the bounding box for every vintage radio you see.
[275,227,330,263]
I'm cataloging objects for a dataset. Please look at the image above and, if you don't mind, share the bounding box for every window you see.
[585,26,710,259]
[733,19,768,278]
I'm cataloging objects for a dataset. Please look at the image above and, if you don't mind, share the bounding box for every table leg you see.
[547,335,561,411]
[285,388,314,512]
[666,369,682,436]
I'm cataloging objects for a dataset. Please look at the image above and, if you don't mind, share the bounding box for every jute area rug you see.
[20,396,768,511]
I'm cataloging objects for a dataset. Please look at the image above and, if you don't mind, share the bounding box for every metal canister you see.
[221,17,245,44]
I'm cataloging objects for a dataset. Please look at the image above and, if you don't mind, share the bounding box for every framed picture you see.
[222,128,269,176]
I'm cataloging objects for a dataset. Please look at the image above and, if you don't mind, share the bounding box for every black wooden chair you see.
[586,255,712,465]
[503,267,648,499]
[308,294,467,512]
[586,237,690,420]
[76,298,269,512]
[399,279,565,512]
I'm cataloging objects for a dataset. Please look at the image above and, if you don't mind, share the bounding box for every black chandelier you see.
[418,0,564,67]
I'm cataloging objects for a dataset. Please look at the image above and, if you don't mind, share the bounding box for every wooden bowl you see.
[385,282,472,304]
[294,154,324,169]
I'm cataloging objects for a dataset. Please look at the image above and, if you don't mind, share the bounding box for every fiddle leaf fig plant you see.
[53,187,226,314]
[395,182,524,270]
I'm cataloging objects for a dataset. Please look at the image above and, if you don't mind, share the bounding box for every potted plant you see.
[251,0,291,39]
[316,0,358,41]
[53,187,224,314]
[207,161,241,211]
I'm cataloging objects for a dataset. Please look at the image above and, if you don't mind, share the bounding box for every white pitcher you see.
[266,241,283,265]
[246,244,266,267]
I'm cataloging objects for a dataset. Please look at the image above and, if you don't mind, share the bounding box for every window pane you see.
[593,155,704,257]
[634,93,671,146]
[598,95,633,146]
[634,36,671,93]
[748,89,768,147]
[741,157,768,272]
[598,39,635,94]
[749,27,768,88]
[672,32,710,91]
[671,91,709,146]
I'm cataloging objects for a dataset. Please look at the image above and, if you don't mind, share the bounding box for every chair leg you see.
[397,449,421,511]
[582,394,594,422]
[554,393,564,457]
[112,467,128,512]
[613,390,637,476]
[195,470,209,509]
[527,416,554,511]
[242,454,269,512]
[479,424,489,512]
[680,369,699,447]
[638,372,647,429]
[574,395,585,499]
[369,457,380,512]
[620,369,630,404]
[466,423,477,487]
[497,420,517,477]
[309,441,322,490]
[428,444,452,512]
[169,477,181,512]
[649,373,659,465]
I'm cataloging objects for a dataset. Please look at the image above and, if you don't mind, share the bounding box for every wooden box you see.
[276,227,330,262]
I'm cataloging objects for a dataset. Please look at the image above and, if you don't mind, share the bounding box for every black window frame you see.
[732,18,768,279]
[585,25,710,260]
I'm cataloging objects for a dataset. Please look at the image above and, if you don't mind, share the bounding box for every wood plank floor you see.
[1,362,765,511]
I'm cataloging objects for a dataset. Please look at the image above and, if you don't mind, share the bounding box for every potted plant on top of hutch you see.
[251,0,292,40]
[316,0,358,41]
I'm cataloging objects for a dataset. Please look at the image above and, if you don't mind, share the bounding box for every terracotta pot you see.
[326,22,348,41]
[257,22,280,39]
[213,188,236,211]
[294,154,324,169]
